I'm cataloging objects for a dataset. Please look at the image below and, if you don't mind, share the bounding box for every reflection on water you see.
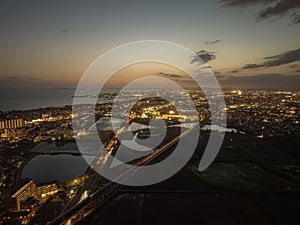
[201,124,245,133]
[22,154,94,184]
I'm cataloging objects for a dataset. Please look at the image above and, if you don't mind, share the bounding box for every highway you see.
[47,117,209,225]
[60,117,134,211]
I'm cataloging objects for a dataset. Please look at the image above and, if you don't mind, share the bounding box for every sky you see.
[0,0,299,90]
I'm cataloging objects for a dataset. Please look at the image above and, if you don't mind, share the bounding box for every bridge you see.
[47,117,209,225]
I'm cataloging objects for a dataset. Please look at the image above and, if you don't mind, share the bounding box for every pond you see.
[21,154,94,184]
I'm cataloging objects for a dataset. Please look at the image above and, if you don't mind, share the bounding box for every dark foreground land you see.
[78,131,300,225]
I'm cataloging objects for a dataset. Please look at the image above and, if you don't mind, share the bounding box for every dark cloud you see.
[191,50,216,64]
[6,75,20,80]
[0,75,65,90]
[180,79,196,83]
[220,0,300,25]
[227,69,240,73]
[204,40,221,45]
[220,0,274,7]
[242,64,263,69]
[157,72,183,78]
[291,13,300,24]
[242,48,300,69]
[217,73,300,90]
[257,0,300,21]
[155,75,197,87]
[263,48,300,66]
[5,75,38,80]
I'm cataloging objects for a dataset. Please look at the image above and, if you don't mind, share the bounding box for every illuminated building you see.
[0,211,34,224]
[161,114,183,122]
[0,118,25,130]
[36,183,59,198]
[3,179,59,212]
[3,179,37,212]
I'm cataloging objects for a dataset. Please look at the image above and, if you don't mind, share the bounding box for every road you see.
[48,117,209,225]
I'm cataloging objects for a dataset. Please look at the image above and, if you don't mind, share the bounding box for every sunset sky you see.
[0,0,299,90]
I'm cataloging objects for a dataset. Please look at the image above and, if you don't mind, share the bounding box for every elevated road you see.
[48,117,209,225]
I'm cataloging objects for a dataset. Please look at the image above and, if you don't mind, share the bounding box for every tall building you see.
[3,179,37,212]
[2,179,59,212]
[0,118,25,130]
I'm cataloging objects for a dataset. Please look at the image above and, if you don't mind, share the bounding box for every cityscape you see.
[0,89,300,224]
[1,0,300,224]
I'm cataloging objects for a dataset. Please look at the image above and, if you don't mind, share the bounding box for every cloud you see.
[257,0,300,21]
[191,50,216,64]
[242,48,300,69]
[159,71,300,90]
[180,79,196,83]
[291,13,300,24]
[217,73,300,90]
[242,64,263,69]
[220,0,274,7]
[227,69,240,73]
[289,64,300,69]
[204,40,221,45]
[6,75,20,80]
[220,0,300,25]
[157,72,183,78]
[0,75,68,90]
[5,75,38,81]
[263,48,300,66]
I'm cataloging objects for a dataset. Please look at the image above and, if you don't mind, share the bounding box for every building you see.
[2,179,59,212]
[36,182,59,198]
[161,113,184,122]
[0,210,34,224]
[0,118,25,130]
[3,179,37,212]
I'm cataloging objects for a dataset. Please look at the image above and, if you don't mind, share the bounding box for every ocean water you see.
[0,88,121,111]
[0,88,76,111]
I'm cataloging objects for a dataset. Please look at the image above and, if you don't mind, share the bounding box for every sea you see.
[0,88,76,111]
[0,88,120,111]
